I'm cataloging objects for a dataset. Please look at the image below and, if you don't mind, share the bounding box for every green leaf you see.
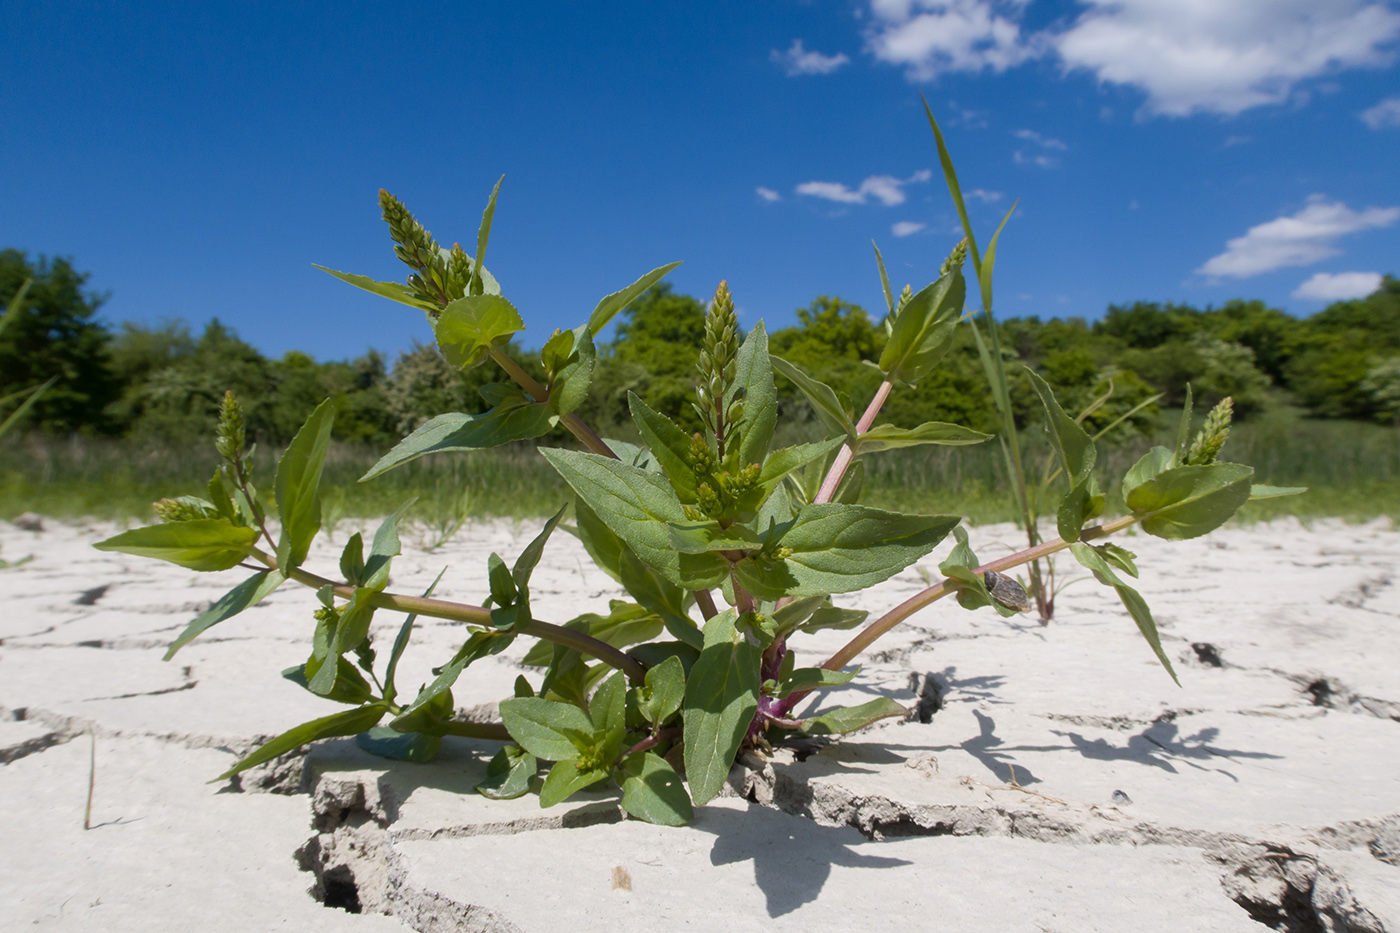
[1024,368,1095,483]
[620,752,694,826]
[937,526,1015,617]
[469,176,504,297]
[499,696,596,761]
[339,533,366,584]
[757,437,847,491]
[488,552,518,607]
[854,421,992,454]
[433,294,525,370]
[388,684,455,735]
[164,570,284,659]
[274,398,336,573]
[548,329,596,417]
[393,629,514,725]
[307,588,378,696]
[94,520,260,573]
[1126,462,1254,540]
[1121,446,1175,502]
[513,502,568,590]
[589,671,627,766]
[872,240,895,316]
[667,521,763,554]
[777,667,857,697]
[539,759,609,808]
[1069,542,1179,686]
[732,321,777,466]
[542,447,724,586]
[1250,484,1308,500]
[878,272,965,385]
[617,550,700,646]
[629,641,701,675]
[313,266,441,314]
[771,356,857,441]
[682,610,761,806]
[214,705,385,781]
[802,697,906,736]
[355,726,442,763]
[574,498,625,583]
[797,603,869,634]
[476,745,538,800]
[586,261,684,337]
[773,503,959,597]
[1093,542,1139,578]
[628,392,697,502]
[363,499,415,590]
[636,655,686,725]
[977,202,1016,317]
[383,567,446,706]
[1173,384,1195,464]
[1056,476,1103,544]
[361,405,557,480]
[286,658,374,705]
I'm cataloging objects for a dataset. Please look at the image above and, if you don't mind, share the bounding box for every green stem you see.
[820,515,1136,672]
[489,346,617,459]
[252,550,648,683]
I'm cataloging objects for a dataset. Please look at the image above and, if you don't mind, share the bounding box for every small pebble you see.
[1111,789,1132,804]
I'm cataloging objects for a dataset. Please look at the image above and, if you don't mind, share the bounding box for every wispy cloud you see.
[1292,271,1384,300]
[756,187,782,203]
[965,188,1002,202]
[1360,96,1400,129]
[1223,135,1252,147]
[892,221,927,236]
[865,0,1040,81]
[796,169,932,207]
[1055,1,1400,117]
[1013,128,1066,150]
[771,39,851,76]
[1197,195,1400,279]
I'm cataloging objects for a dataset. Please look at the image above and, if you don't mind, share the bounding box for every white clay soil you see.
[1,515,1398,932]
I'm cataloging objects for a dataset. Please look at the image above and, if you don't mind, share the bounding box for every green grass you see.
[3,411,1397,525]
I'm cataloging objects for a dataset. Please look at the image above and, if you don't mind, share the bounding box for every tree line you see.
[2,247,1398,449]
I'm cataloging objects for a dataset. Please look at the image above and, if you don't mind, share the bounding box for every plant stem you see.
[695,589,719,620]
[823,515,1136,671]
[623,726,682,759]
[488,346,617,459]
[813,378,893,504]
[440,720,511,741]
[251,550,648,683]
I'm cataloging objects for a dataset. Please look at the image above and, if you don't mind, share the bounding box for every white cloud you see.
[756,187,782,202]
[1223,135,1252,147]
[892,221,927,236]
[795,170,931,206]
[771,39,851,76]
[966,188,1002,202]
[1197,195,1400,279]
[865,0,1040,81]
[1292,271,1384,300]
[1013,128,1066,150]
[1055,0,1400,117]
[1360,96,1400,128]
[1013,150,1056,168]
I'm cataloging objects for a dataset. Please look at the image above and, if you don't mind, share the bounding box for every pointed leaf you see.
[274,399,336,572]
[1250,485,1307,500]
[539,759,609,808]
[682,610,761,806]
[355,727,442,763]
[667,521,762,554]
[476,745,538,800]
[772,503,959,597]
[777,667,858,697]
[637,655,686,726]
[94,520,260,573]
[1025,368,1095,483]
[361,405,557,480]
[757,437,847,490]
[499,696,596,761]
[364,499,416,590]
[802,697,906,735]
[1070,542,1179,685]
[586,261,684,337]
[1122,446,1175,502]
[771,356,857,440]
[469,176,503,297]
[872,240,895,315]
[164,570,284,659]
[314,266,440,313]
[732,321,777,465]
[214,705,386,781]
[383,567,446,706]
[854,421,991,454]
[878,272,965,385]
[629,391,697,502]
[1126,463,1254,540]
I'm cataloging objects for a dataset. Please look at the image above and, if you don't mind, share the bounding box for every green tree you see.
[0,250,118,433]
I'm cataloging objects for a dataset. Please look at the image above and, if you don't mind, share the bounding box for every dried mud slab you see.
[2,516,1399,931]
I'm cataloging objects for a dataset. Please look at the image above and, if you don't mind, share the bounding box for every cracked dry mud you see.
[2,517,1398,932]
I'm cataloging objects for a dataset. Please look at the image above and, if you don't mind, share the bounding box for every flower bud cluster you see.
[1187,397,1233,466]
[379,189,451,307]
[689,461,762,522]
[215,390,245,464]
[153,498,207,523]
[940,238,968,277]
[696,281,745,457]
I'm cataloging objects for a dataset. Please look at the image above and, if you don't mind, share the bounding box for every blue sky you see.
[3,1,1398,363]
